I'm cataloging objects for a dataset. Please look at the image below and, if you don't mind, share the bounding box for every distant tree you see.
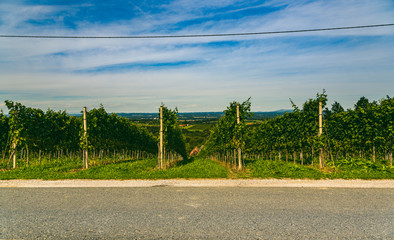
[354,96,369,110]
[331,101,344,114]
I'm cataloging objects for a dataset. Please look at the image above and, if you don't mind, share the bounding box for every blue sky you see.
[0,0,393,113]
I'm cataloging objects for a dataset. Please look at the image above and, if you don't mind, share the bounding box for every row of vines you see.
[158,105,188,169]
[203,93,393,168]
[0,101,187,170]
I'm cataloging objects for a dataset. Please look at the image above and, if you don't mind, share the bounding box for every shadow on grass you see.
[90,158,146,167]
[174,157,195,166]
[243,158,255,167]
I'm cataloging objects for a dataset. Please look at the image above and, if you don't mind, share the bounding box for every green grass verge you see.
[246,158,393,179]
[328,158,394,179]
[247,160,326,179]
[0,157,392,180]
[0,157,229,180]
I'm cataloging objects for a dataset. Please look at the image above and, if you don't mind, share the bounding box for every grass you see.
[328,158,394,179]
[245,158,393,179]
[74,157,229,179]
[0,157,392,180]
[0,157,229,180]
[246,159,326,179]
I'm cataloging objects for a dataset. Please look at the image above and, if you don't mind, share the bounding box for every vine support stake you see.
[12,107,18,169]
[12,142,16,169]
[237,103,242,170]
[83,106,88,169]
[159,105,163,169]
[318,101,323,168]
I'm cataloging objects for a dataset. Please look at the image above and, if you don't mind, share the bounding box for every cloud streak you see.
[0,0,393,113]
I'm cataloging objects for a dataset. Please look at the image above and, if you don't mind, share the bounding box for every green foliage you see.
[2,155,389,180]
[203,98,252,154]
[2,101,158,169]
[246,158,393,179]
[248,159,325,179]
[1,94,393,179]
[160,105,188,159]
[325,96,393,158]
[334,158,390,172]
[331,101,344,114]
[328,158,393,179]
[0,111,9,154]
[86,106,157,153]
[241,93,393,167]
[242,91,328,159]
[5,100,81,153]
[0,156,82,179]
[0,157,228,180]
[182,123,213,153]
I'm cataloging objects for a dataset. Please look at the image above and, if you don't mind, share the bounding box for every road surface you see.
[1,187,393,239]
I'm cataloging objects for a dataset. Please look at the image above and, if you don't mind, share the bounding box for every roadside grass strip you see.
[0,157,229,180]
[0,157,392,180]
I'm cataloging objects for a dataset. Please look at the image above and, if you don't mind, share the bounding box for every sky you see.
[0,0,393,113]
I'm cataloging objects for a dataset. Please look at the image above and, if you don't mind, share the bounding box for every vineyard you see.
[0,101,185,171]
[203,92,393,173]
[0,93,393,179]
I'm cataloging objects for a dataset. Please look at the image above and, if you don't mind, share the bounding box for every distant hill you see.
[116,110,291,121]
[251,110,291,120]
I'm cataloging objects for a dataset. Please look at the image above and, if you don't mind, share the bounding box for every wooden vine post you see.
[237,103,242,170]
[12,107,18,169]
[318,101,323,168]
[83,106,89,169]
[372,145,375,163]
[159,105,163,169]
[12,142,16,169]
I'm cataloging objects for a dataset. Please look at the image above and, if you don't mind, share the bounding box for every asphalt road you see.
[1,187,393,239]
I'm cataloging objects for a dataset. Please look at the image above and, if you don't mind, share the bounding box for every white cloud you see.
[0,0,393,113]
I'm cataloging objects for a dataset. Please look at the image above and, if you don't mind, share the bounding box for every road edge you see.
[0,179,393,188]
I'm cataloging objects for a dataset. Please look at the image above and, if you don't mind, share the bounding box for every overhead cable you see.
[0,23,393,39]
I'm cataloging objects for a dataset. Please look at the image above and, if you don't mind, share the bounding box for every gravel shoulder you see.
[1,179,393,188]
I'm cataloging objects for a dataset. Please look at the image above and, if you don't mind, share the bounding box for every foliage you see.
[0,111,9,155]
[243,91,327,160]
[1,156,391,180]
[246,158,392,179]
[241,93,393,167]
[182,124,212,153]
[4,100,81,154]
[0,157,228,180]
[1,101,158,169]
[203,98,252,154]
[333,158,390,172]
[202,92,392,179]
[1,94,393,178]
[160,105,188,159]
[247,159,326,179]
[86,105,157,153]
[325,95,393,162]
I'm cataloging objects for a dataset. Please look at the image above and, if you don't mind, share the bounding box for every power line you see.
[0,23,393,39]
